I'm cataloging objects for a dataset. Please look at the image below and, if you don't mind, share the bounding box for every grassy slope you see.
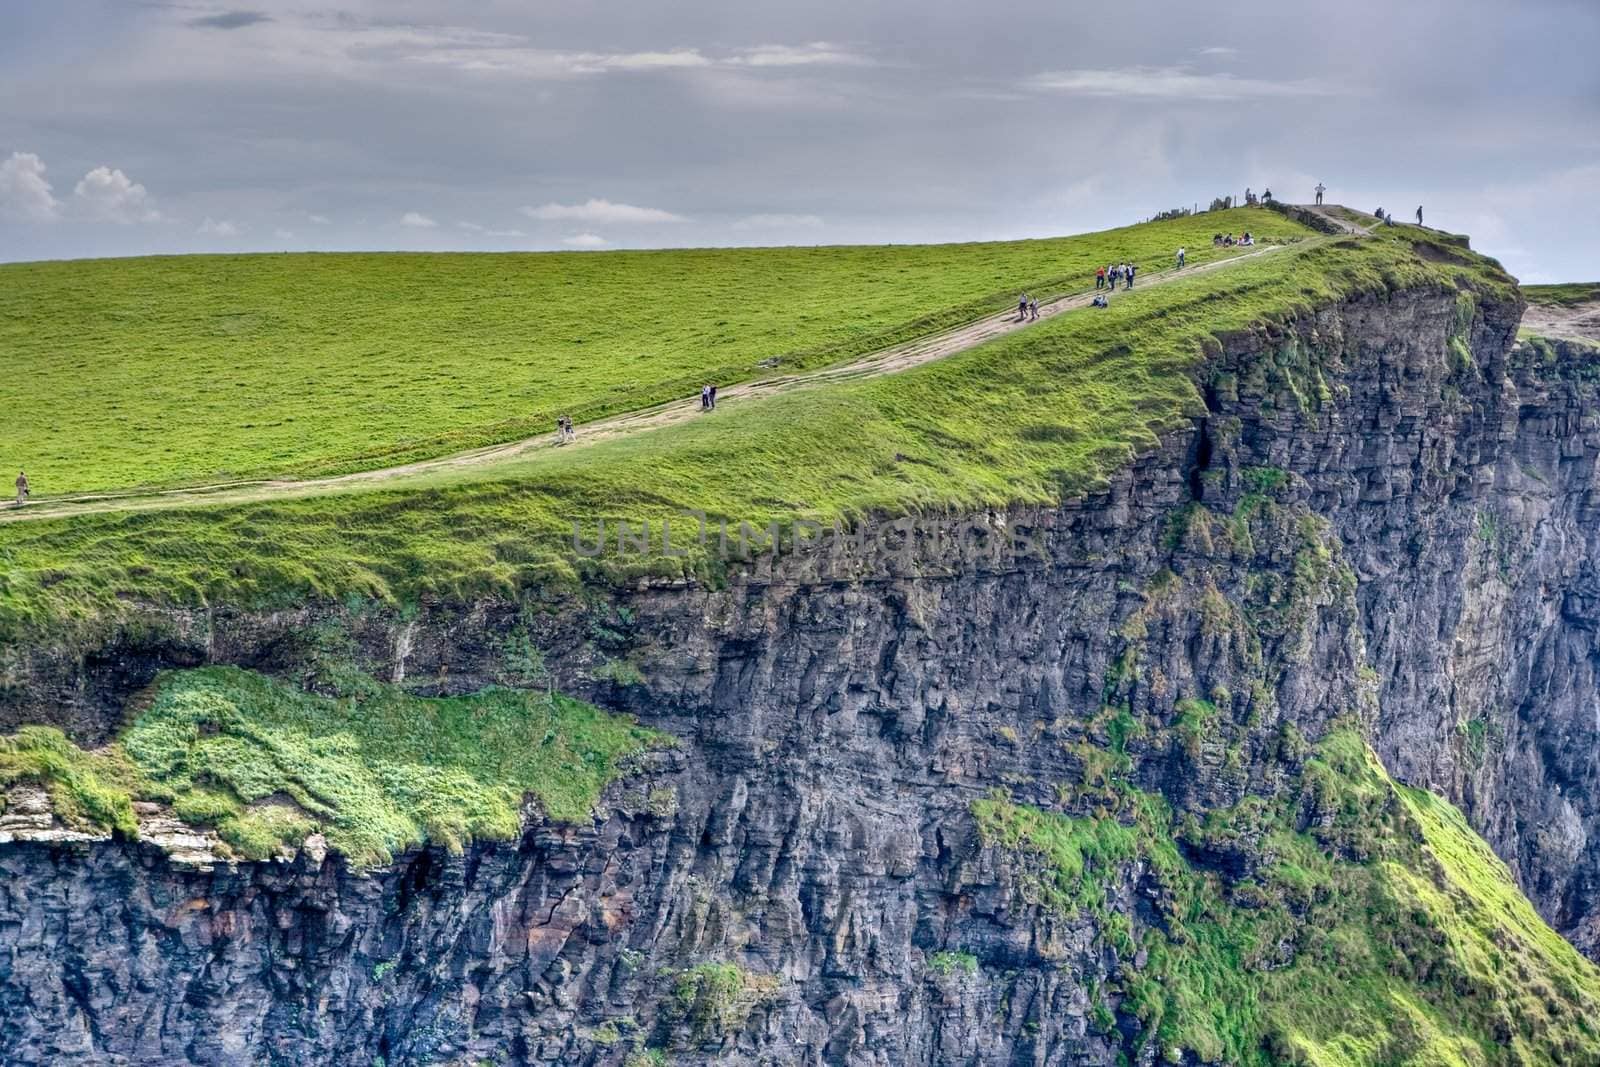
[0,663,662,866]
[0,210,1298,496]
[0,225,1514,640]
[975,731,1600,1067]
[1523,282,1600,307]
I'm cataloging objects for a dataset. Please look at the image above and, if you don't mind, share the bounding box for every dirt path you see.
[2,242,1289,525]
[1298,204,1376,235]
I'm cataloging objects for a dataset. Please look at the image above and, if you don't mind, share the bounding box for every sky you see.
[1,0,1596,282]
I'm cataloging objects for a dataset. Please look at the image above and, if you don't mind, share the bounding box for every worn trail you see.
[2,243,1288,524]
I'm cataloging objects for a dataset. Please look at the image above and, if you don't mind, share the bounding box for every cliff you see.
[4,269,1600,1065]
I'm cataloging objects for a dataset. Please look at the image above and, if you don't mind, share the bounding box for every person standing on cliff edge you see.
[14,470,28,507]
[1416,205,1424,226]
[1315,182,1326,205]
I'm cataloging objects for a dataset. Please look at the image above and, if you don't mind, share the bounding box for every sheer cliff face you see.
[3,283,1599,1066]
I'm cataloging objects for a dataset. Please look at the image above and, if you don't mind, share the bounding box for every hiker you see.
[1212,233,1224,247]
[1315,182,1326,206]
[1244,187,1253,206]
[1092,294,1109,308]
[709,384,718,409]
[1176,247,1186,269]
[1416,205,1424,226]
[1126,264,1136,288]
[1107,265,1118,291]
[1096,266,1106,290]
[1385,211,1396,227]
[14,470,27,507]
[700,384,711,410]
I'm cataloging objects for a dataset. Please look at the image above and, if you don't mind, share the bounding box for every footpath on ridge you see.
[2,240,1297,525]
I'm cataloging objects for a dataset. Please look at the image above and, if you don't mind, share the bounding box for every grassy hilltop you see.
[0,219,1512,637]
[1523,282,1600,307]
[3,209,1289,496]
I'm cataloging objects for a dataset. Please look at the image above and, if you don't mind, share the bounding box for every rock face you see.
[3,283,1600,1065]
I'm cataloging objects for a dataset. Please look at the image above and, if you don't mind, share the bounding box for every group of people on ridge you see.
[1095,262,1139,292]
[700,383,719,410]
[1015,294,1041,321]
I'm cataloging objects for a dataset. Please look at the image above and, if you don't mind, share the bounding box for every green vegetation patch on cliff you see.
[0,210,1306,496]
[0,223,1515,641]
[975,730,1600,1067]
[0,665,663,864]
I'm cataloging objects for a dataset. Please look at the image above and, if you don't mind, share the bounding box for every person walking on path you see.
[1314,182,1326,206]
[1127,263,1137,289]
[709,384,718,409]
[1096,266,1106,290]
[1176,247,1186,269]
[1017,293,1029,321]
[1416,205,1424,226]
[14,470,27,507]
[701,385,711,410]
[1029,298,1039,321]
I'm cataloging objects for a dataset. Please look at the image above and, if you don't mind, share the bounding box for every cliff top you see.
[0,213,1516,638]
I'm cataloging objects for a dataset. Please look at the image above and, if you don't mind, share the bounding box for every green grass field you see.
[1524,282,1600,307]
[0,209,1307,496]
[0,224,1514,639]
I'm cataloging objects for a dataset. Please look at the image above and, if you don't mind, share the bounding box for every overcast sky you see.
[1,0,1596,281]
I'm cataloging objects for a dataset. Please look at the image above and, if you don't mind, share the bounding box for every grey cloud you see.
[187,11,272,30]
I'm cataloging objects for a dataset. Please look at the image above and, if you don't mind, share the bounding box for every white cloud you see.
[0,152,61,222]
[459,220,527,237]
[562,233,608,248]
[307,213,331,224]
[400,211,437,228]
[732,213,824,230]
[74,166,162,223]
[1198,46,1238,57]
[728,43,873,68]
[1028,66,1339,101]
[274,227,295,239]
[198,217,241,236]
[404,45,711,78]
[524,198,684,223]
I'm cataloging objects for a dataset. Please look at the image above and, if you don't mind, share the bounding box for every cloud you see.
[728,43,873,68]
[73,166,161,223]
[732,213,824,230]
[1198,46,1238,57]
[404,45,711,78]
[198,217,241,236]
[307,213,331,224]
[400,211,437,228]
[274,227,295,239]
[0,152,61,222]
[524,198,685,223]
[187,11,272,31]
[459,221,528,237]
[562,233,608,248]
[1027,66,1339,101]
